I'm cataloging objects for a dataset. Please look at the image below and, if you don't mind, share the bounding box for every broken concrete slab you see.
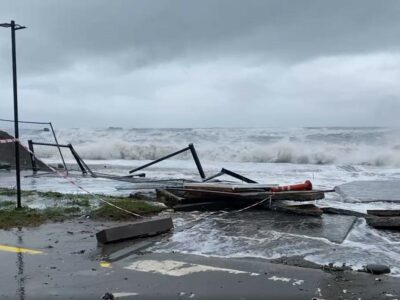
[96,216,173,244]
[366,216,400,230]
[271,203,323,216]
[321,207,367,218]
[367,209,400,217]
[0,130,49,170]
[336,180,400,202]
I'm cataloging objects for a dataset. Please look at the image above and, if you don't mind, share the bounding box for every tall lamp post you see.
[0,20,26,208]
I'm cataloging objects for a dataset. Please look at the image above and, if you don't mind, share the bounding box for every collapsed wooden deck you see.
[156,182,329,216]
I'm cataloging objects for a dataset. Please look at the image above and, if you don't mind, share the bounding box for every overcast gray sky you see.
[1,0,400,127]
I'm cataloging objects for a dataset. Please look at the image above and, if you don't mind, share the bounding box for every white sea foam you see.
[15,127,400,167]
[3,126,400,274]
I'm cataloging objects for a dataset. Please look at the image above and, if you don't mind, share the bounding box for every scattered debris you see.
[102,292,115,300]
[0,162,11,170]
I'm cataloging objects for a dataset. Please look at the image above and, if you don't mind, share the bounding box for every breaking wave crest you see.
[26,127,400,167]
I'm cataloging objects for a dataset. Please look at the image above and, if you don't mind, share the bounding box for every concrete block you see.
[96,216,173,244]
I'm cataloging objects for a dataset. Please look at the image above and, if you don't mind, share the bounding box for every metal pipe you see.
[11,21,21,208]
[203,171,224,182]
[129,146,190,174]
[27,140,37,173]
[30,141,71,148]
[49,122,68,174]
[69,144,87,175]
[221,168,258,183]
[188,143,206,179]
[0,118,50,125]
[69,144,95,177]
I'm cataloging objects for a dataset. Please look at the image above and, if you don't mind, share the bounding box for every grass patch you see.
[70,198,90,207]
[92,198,163,220]
[0,206,81,230]
[0,187,165,227]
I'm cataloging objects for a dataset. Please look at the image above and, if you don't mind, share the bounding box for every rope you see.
[0,138,19,144]
[234,196,271,212]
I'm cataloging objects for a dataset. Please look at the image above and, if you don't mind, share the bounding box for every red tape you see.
[0,138,19,144]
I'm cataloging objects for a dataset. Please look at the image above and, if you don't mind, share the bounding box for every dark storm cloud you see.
[2,0,400,73]
[0,0,400,127]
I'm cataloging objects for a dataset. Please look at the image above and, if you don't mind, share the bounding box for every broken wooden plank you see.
[173,202,231,211]
[156,189,183,207]
[367,210,400,217]
[271,191,325,201]
[173,188,326,202]
[366,216,400,230]
[183,183,277,193]
[96,216,173,244]
[321,207,367,218]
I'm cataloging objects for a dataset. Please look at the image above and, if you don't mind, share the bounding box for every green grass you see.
[0,206,81,230]
[92,198,163,220]
[69,198,90,207]
[0,187,165,229]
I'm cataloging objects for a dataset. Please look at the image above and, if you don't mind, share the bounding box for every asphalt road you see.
[0,219,399,299]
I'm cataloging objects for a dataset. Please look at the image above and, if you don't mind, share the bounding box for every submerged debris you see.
[102,292,114,300]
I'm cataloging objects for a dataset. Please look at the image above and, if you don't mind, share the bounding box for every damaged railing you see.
[28,140,95,176]
[129,143,206,180]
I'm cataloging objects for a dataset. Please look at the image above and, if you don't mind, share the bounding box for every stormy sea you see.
[1,126,400,275]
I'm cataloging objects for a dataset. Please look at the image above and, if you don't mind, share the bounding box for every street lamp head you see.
[0,22,26,30]
[15,25,26,30]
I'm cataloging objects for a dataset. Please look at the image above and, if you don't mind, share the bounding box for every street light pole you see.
[1,20,26,208]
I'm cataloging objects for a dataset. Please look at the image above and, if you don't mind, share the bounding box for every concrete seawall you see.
[0,130,49,170]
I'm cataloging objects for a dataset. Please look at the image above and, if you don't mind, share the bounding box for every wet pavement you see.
[0,218,399,299]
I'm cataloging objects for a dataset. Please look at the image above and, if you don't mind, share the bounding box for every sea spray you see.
[16,127,400,167]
